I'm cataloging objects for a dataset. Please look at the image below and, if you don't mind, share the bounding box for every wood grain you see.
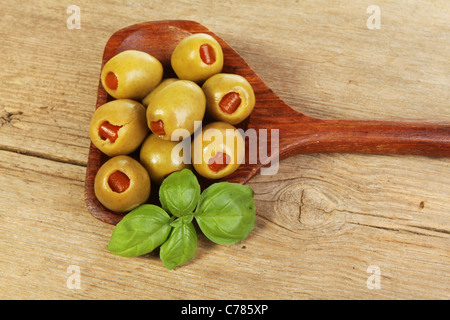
[1,0,449,299]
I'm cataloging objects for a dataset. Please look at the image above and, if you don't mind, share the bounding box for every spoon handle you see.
[281,117,450,158]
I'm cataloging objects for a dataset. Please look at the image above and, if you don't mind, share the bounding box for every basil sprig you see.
[107,169,256,270]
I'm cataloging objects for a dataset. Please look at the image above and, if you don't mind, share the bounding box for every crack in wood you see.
[0,109,23,126]
[347,221,449,238]
[0,145,87,167]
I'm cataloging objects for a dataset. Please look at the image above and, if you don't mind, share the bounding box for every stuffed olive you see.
[191,122,244,179]
[171,33,224,83]
[140,134,192,184]
[146,80,205,141]
[142,78,178,108]
[94,155,151,212]
[101,50,163,100]
[202,73,255,125]
[89,99,148,157]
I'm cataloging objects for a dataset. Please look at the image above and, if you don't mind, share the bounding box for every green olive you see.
[141,78,178,108]
[171,33,224,83]
[202,73,255,125]
[94,155,151,212]
[191,122,245,179]
[89,99,148,157]
[140,134,192,184]
[101,50,163,100]
[146,80,205,141]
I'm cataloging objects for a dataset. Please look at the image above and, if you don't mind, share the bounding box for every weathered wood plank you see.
[1,149,449,299]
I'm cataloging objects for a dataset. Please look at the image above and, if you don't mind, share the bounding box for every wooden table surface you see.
[1,0,449,300]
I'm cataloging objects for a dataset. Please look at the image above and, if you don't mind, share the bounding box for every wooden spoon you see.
[85,20,450,225]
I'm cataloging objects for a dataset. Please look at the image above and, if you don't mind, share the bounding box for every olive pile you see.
[89,33,255,213]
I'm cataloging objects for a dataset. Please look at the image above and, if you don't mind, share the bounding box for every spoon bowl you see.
[85,20,450,225]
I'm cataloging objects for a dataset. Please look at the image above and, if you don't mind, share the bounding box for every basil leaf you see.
[159,169,201,217]
[194,182,255,245]
[107,204,172,257]
[160,221,197,270]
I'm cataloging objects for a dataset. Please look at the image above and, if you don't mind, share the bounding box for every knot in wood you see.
[274,183,345,233]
